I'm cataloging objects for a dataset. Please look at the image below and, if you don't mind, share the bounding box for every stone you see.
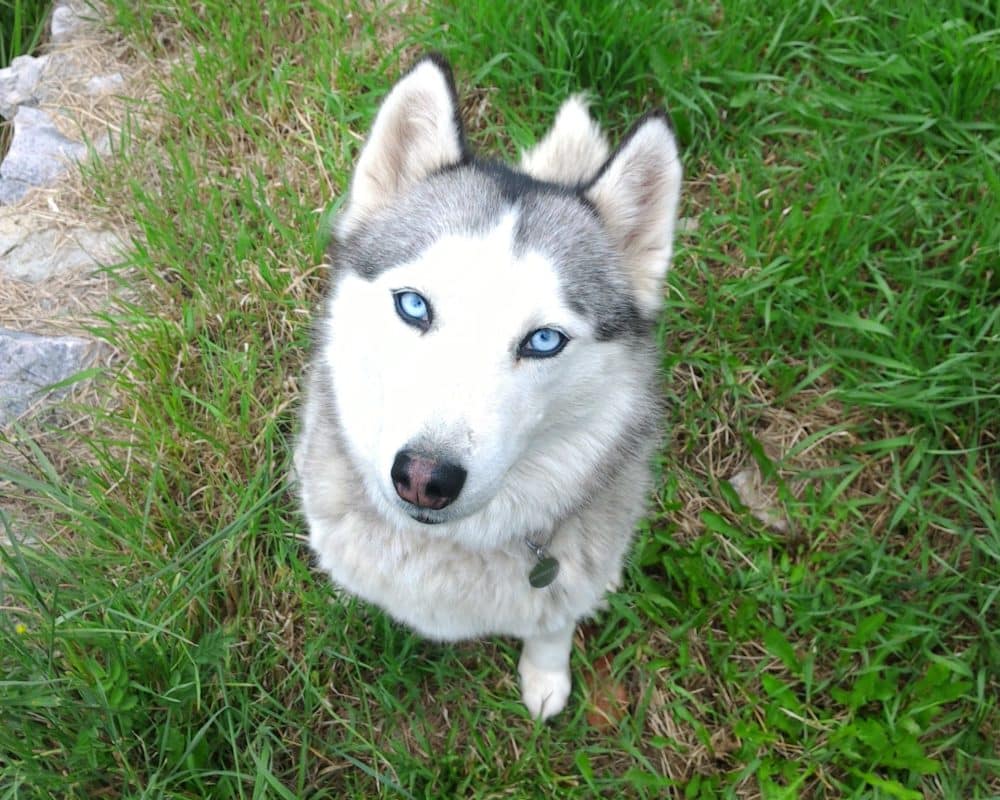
[0,54,49,119]
[50,1,92,44]
[0,216,123,282]
[85,73,125,96]
[0,327,95,426]
[0,106,88,205]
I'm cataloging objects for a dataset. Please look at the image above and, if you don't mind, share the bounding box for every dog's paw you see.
[518,657,571,720]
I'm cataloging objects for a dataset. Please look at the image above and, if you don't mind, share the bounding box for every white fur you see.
[299,212,652,715]
[519,624,575,720]
[322,211,648,554]
[520,95,609,185]
[296,57,682,720]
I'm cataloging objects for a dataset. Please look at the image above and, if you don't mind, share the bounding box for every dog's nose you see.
[391,450,467,510]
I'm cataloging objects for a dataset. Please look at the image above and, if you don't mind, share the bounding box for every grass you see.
[0,0,50,66]
[1,0,997,796]
[1,0,53,157]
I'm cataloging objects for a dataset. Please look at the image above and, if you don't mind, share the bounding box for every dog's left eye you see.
[519,327,568,358]
[393,290,432,331]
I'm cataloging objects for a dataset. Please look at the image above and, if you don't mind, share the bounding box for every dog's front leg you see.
[518,623,574,720]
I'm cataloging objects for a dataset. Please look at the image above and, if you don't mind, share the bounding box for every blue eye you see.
[519,327,568,358]
[393,290,431,331]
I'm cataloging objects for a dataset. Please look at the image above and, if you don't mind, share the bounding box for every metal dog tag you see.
[529,555,560,588]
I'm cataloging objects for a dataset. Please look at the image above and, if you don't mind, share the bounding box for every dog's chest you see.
[308,514,587,641]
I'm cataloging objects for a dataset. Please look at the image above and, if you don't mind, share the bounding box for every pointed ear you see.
[337,54,467,238]
[584,112,682,316]
[519,94,609,186]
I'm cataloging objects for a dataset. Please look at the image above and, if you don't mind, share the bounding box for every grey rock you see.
[0,54,49,120]
[0,106,88,205]
[50,2,90,44]
[85,72,125,96]
[0,327,95,426]
[0,216,123,282]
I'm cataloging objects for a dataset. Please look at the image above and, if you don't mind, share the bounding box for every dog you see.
[295,54,682,719]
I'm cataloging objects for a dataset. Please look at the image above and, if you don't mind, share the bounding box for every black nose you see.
[391,450,467,510]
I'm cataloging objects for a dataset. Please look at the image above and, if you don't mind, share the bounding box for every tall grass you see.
[1,0,997,797]
[0,0,51,65]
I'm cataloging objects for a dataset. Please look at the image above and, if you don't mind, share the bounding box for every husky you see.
[295,54,682,719]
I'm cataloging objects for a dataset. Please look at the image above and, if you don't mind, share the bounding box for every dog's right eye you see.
[393,290,432,331]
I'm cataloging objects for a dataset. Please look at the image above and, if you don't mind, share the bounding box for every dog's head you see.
[319,55,682,540]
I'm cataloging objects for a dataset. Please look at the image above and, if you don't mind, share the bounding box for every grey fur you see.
[336,162,646,341]
[295,54,682,720]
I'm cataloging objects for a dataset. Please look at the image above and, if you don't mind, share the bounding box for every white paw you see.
[518,657,571,720]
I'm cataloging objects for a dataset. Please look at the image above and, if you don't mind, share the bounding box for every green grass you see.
[0,0,50,66]
[1,0,998,797]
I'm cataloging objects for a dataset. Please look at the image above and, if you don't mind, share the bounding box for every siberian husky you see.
[295,54,682,719]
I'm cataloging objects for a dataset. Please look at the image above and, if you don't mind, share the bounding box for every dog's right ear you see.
[337,54,466,239]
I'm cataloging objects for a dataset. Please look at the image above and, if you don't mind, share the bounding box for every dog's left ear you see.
[520,95,609,186]
[337,54,466,238]
[584,112,682,317]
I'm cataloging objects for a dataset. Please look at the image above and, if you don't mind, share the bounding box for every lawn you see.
[1,0,997,797]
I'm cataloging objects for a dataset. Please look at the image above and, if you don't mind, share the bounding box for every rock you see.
[86,73,125,96]
[0,0,119,429]
[0,106,88,205]
[0,327,95,426]
[0,216,123,282]
[49,1,92,45]
[0,54,49,119]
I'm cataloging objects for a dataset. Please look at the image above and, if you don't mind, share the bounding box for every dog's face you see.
[325,194,636,529]
[319,56,682,538]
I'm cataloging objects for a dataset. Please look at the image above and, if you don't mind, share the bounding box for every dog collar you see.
[525,536,560,588]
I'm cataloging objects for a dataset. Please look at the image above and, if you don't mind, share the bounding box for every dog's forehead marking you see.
[336,163,646,340]
[376,209,581,336]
